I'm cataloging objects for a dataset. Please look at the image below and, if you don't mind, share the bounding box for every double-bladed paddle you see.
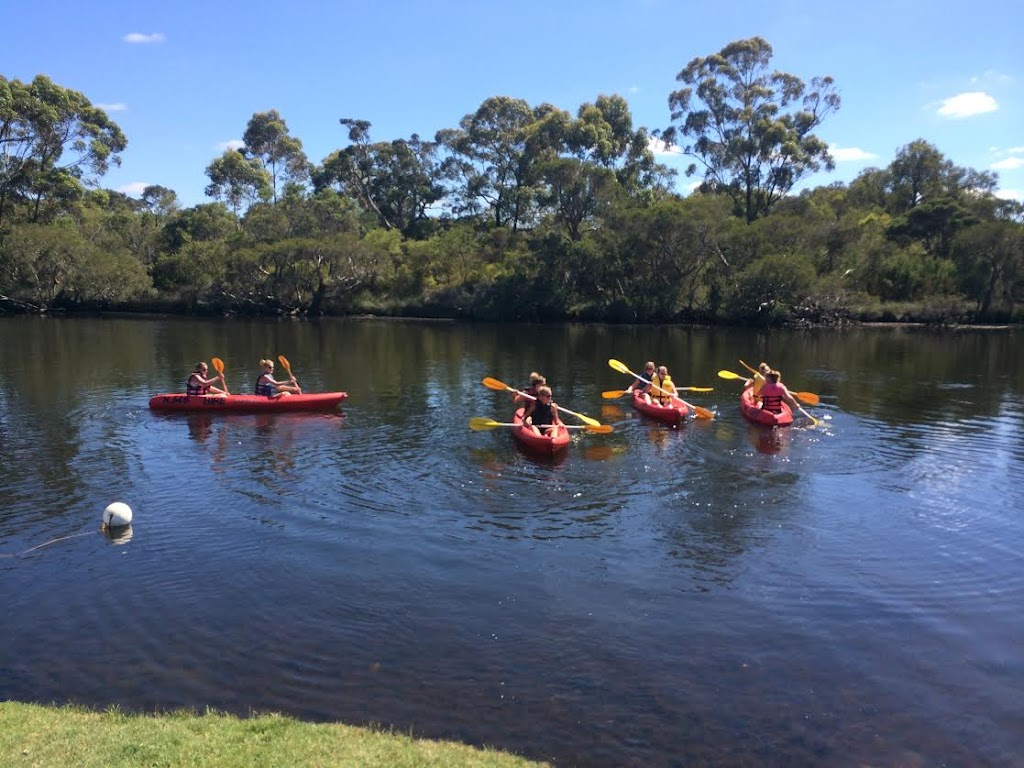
[481,377,603,427]
[469,417,613,434]
[607,359,715,420]
[602,385,713,399]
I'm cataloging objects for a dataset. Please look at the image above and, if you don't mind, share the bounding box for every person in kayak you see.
[650,365,678,406]
[255,358,302,398]
[627,361,656,399]
[522,385,563,437]
[745,361,773,396]
[758,370,800,414]
[514,372,546,404]
[186,362,227,396]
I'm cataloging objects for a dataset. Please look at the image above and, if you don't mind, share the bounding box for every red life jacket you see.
[186,373,210,396]
[760,382,785,413]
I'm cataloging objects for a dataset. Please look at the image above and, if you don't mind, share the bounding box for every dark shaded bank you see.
[1,295,1020,330]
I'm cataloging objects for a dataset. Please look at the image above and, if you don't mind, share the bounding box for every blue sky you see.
[6,0,1023,208]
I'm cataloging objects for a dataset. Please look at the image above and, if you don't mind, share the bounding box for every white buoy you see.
[102,502,133,528]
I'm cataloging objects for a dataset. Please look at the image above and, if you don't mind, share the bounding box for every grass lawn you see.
[0,702,548,767]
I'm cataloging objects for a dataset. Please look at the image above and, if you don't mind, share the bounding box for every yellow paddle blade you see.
[717,370,743,381]
[794,391,821,406]
[278,354,292,377]
[469,417,509,431]
[585,424,614,434]
[608,358,632,375]
[482,377,511,392]
[602,389,628,399]
[564,408,601,427]
[211,357,225,375]
[680,386,714,393]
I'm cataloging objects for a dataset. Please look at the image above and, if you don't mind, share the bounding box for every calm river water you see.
[1,316,1021,766]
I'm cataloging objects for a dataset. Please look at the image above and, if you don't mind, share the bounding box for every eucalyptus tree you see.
[314,119,442,235]
[538,158,618,241]
[0,74,127,226]
[0,218,150,307]
[661,37,840,223]
[885,139,998,214]
[159,202,237,252]
[242,109,309,202]
[204,148,272,217]
[951,221,1023,317]
[140,185,179,218]
[436,96,567,230]
[569,94,672,199]
[538,94,674,239]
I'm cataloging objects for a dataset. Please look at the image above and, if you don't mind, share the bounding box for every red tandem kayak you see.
[740,387,793,426]
[149,392,347,413]
[511,407,570,456]
[631,390,688,426]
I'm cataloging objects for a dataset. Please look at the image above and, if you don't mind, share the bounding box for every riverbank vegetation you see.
[2,38,1021,325]
[0,702,546,767]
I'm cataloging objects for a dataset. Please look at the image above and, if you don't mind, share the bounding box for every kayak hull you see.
[511,408,570,455]
[149,392,347,413]
[740,387,793,427]
[631,390,688,425]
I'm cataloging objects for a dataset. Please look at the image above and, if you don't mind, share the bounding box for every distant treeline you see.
[2,38,1021,324]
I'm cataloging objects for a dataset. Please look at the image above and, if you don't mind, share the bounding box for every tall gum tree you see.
[242,109,309,203]
[0,74,126,226]
[436,96,567,230]
[660,37,839,223]
[314,119,443,235]
[204,149,272,218]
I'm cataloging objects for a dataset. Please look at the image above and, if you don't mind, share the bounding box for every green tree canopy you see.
[0,74,127,226]
[436,96,567,230]
[314,120,443,235]
[242,109,309,202]
[661,37,840,223]
[204,148,272,216]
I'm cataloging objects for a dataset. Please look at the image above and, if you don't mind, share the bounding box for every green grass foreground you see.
[0,702,548,768]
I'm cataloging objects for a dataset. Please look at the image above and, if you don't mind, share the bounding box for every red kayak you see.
[740,387,793,426]
[149,392,347,413]
[631,390,688,426]
[511,407,570,456]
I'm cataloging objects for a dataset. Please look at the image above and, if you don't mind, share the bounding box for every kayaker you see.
[627,361,656,399]
[522,385,563,437]
[514,372,546,404]
[758,370,800,414]
[255,358,302,398]
[651,365,678,406]
[186,362,227,396]
[744,361,773,396]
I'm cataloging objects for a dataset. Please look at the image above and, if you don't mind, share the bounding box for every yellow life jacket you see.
[752,373,766,396]
[654,374,676,405]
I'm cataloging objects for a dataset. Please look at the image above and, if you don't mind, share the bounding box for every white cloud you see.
[936,91,997,118]
[95,102,127,112]
[216,139,245,152]
[992,157,1024,171]
[123,32,165,44]
[829,144,876,162]
[995,188,1023,202]
[647,136,683,156]
[117,182,150,196]
[1006,146,1024,154]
